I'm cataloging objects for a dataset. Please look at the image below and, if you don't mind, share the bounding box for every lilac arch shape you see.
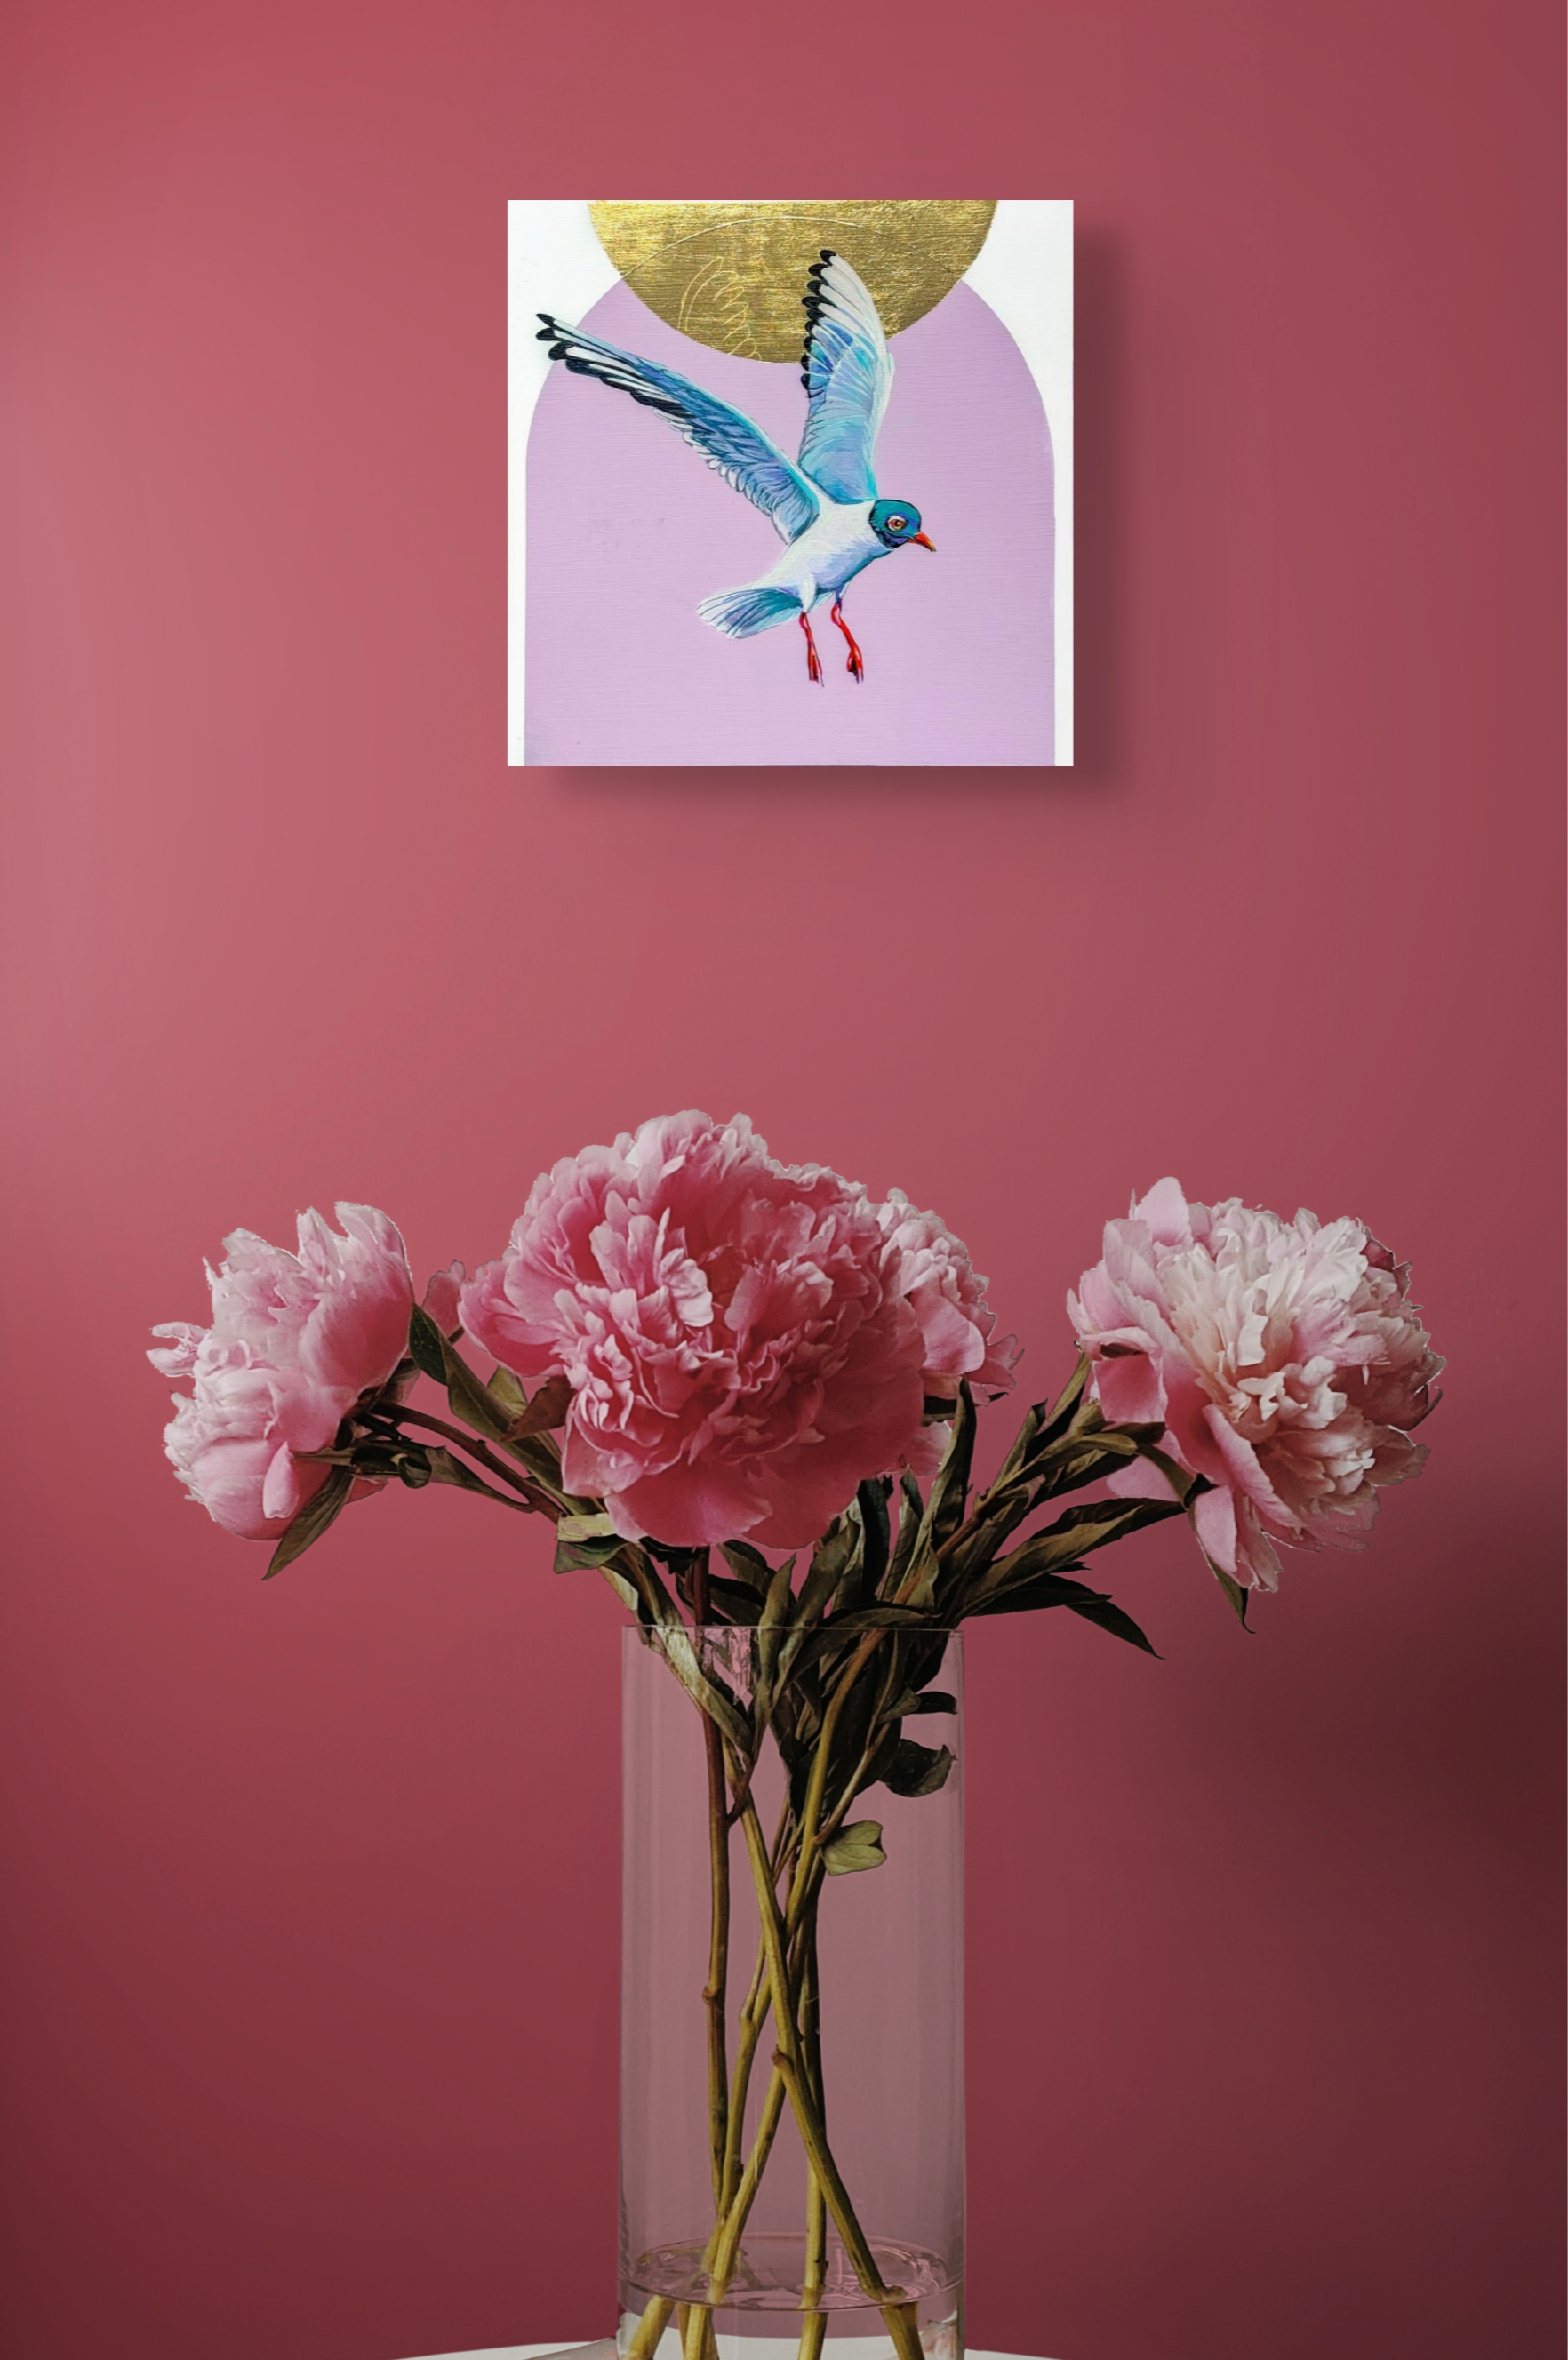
[524,279,1054,768]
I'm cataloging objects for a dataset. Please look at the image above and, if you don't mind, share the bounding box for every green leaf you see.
[504,1428,571,1493]
[1045,1494,1186,1552]
[759,1555,798,1629]
[487,1365,528,1420]
[1038,1352,1091,1439]
[881,1471,926,1599]
[556,1511,616,1545]
[1206,1557,1252,1628]
[751,1553,801,1738]
[796,1524,852,1625]
[909,1689,957,1716]
[501,1371,572,1439]
[411,1309,522,1446]
[406,1302,450,1383]
[1034,1443,1158,1500]
[1136,1443,1196,1504]
[855,1479,892,1604]
[444,1356,516,1443]
[828,1604,932,1630]
[963,1568,1160,1656]
[553,1533,622,1572]
[556,1510,615,1544]
[720,1540,772,1594]
[596,1561,641,1616]
[1064,1596,1160,1654]
[991,1401,1045,1491]
[650,1625,754,1756]
[804,1515,860,1613]
[929,1381,977,1549]
[966,1496,1184,1605]
[963,1568,1099,1616]
[901,1540,940,1611]
[263,1465,356,1579]
[822,1820,887,1876]
[879,1469,939,1610]
[425,1445,524,1506]
[881,1738,955,1797]
[700,1573,765,1625]
[937,1477,1039,1592]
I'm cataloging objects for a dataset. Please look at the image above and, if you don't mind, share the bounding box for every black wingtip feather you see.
[800,258,836,389]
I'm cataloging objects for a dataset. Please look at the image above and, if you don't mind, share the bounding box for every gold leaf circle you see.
[588,200,997,363]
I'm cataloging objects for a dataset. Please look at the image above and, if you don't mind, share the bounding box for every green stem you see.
[624,2298,674,2360]
[704,1908,817,2299]
[691,1559,732,2213]
[772,2046,924,2360]
[716,1794,796,2214]
[782,1632,885,1924]
[677,2307,718,2360]
[736,1798,915,2334]
[719,1940,773,2212]
[702,1640,907,2294]
[424,1459,534,1512]
[690,1640,926,2360]
[380,1404,553,1508]
[703,2064,789,2302]
[797,1906,828,2360]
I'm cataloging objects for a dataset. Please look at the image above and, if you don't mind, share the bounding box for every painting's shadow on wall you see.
[1067,227,1126,785]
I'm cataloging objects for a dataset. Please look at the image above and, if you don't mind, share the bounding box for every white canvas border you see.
[507,200,1073,766]
[964,200,1073,765]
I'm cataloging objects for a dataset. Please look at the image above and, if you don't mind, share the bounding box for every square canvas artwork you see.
[508,200,1072,767]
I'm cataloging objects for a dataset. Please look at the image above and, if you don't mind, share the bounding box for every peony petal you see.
[1201,1404,1301,1536]
[1132,1177,1194,1250]
[610,1460,772,1549]
[261,1441,304,1524]
[1192,1483,1238,1575]
[1092,1348,1167,1428]
[421,1261,465,1339]
[1104,1458,1173,1500]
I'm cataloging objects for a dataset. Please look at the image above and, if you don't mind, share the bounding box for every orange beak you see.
[910,532,936,551]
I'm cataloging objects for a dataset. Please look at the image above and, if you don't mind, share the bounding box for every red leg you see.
[798,610,824,683]
[830,599,864,682]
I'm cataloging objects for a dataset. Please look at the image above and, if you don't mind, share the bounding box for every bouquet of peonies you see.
[149,1112,1440,2360]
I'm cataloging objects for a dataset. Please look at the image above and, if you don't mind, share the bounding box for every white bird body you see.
[748,500,884,612]
[538,250,933,681]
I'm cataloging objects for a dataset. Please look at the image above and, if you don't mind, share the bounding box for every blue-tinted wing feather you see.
[537,316,820,542]
[796,252,892,505]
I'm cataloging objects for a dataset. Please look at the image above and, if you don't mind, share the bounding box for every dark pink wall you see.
[1,4,1561,2356]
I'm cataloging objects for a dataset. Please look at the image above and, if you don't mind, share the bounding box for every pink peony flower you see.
[876,1190,1018,1401]
[1068,1178,1441,1590]
[151,1204,422,1540]
[460,1113,929,1549]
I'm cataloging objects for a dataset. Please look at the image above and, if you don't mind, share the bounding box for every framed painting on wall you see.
[508,200,1072,768]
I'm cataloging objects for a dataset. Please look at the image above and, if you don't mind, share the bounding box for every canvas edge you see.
[964,199,1074,765]
[507,202,618,765]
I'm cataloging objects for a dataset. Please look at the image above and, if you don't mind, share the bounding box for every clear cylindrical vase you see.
[620,1623,964,2360]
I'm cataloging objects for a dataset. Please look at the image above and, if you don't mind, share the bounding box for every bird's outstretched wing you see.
[537,316,820,543]
[796,252,892,505]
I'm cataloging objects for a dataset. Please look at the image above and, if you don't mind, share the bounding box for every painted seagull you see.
[537,250,933,683]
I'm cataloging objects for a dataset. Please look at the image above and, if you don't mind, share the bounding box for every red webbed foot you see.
[830,600,864,682]
[799,610,824,684]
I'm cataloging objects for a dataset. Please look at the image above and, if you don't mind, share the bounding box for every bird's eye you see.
[887,515,908,532]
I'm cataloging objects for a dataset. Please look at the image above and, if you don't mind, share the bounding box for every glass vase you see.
[620,1623,964,2360]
